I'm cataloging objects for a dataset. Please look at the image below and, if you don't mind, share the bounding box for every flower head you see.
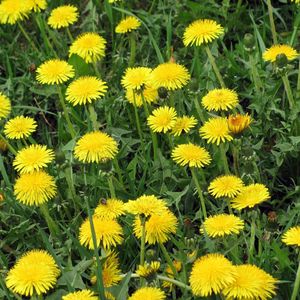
[0,92,11,119]
[150,62,190,90]
[263,44,298,62]
[36,59,75,85]
[48,5,78,29]
[14,171,57,206]
[228,114,251,134]
[0,0,31,24]
[147,106,177,133]
[282,226,300,247]
[125,86,158,107]
[128,287,166,300]
[136,261,160,279]
[27,0,47,12]
[189,253,236,297]
[79,216,123,250]
[121,67,152,91]
[199,117,233,145]
[6,250,60,296]
[115,16,141,34]
[183,19,224,47]
[94,198,125,220]
[172,143,211,168]
[74,131,118,163]
[13,145,54,174]
[62,290,97,300]
[208,175,244,198]
[222,264,277,300]
[231,183,270,210]
[171,116,197,136]
[69,32,106,63]
[4,116,37,139]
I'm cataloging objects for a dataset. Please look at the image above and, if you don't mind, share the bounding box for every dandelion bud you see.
[275,53,288,69]
[243,33,255,51]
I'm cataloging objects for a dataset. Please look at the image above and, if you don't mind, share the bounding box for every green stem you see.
[232,143,240,176]
[249,53,263,92]
[296,59,300,100]
[129,32,136,67]
[219,143,230,174]
[227,199,233,214]
[266,0,278,44]
[113,158,125,188]
[107,175,116,198]
[159,243,178,277]
[157,275,191,291]
[66,27,74,42]
[17,22,39,52]
[193,95,206,124]
[248,212,256,263]
[291,258,300,300]
[140,215,146,266]
[88,104,99,130]
[169,92,175,108]
[0,133,17,155]
[39,203,60,237]
[282,74,295,109]
[290,11,300,46]
[93,62,101,78]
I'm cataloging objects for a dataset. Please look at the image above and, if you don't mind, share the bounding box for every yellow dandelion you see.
[115,16,141,34]
[231,183,270,210]
[183,19,224,47]
[14,171,57,206]
[171,143,211,168]
[125,86,158,107]
[202,88,238,112]
[199,117,233,145]
[201,214,244,238]
[66,76,107,106]
[13,145,54,174]
[190,253,237,297]
[0,0,31,24]
[27,0,47,12]
[223,264,277,300]
[228,114,251,134]
[263,44,298,62]
[79,216,123,250]
[0,92,11,120]
[74,131,118,163]
[208,175,244,198]
[69,32,106,63]
[4,116,37,139]
[129,287,166,300]
[6,250,60,296]
[150,62,190,90]
[94,198,125,220]
[147,106,177,133]
[48,5,78,29]
[121,67,152,91]
[62,290,97,300]
[282,226,300,247]
[136,261,160,279]
[162,260,182,290]
[36,59,75,85]
[171,116,197,136]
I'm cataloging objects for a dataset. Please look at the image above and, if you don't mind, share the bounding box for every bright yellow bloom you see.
[199,117,233,145]
[0,92,11,119]
[125,86,158,107]
[208,175,244,198]
[223,264,277,300]
[74,131,118,163]
[121,67,152,91]
[263,44,298,62]
[66,76,107,106]
[4,116,37,139]
[69,32,106,63]
[128,287,166,300]
[14,171,57,206]
[172,143,211,168]
[282,226,300,247]
[136,261,160,279]
[183,19,224,47]
[147,106,177,133]
[27,0,47,12]
[150,62,190,90]
[63,290,97,300]
[0,0,31,24]
[190,253,237,297]
[202,88,238,112]
[79,216,123,250]
[115,16,141,34]
[228,114,251,134]
[6,250,60,296]
[231,183,270,210]
[13,145,54,174]
[94,198,125,220]
[162,260,182,290]
[201,214,244,238]
[48,5,78,29]
[36,59,75,85]
[171,116,197,136]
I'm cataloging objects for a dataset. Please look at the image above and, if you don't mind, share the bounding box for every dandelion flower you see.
[172,143,211,168]
[94,198,125,220]
[150,62,190,90]
[79,216,123,250]
[190,253,236,297]
[222,264,277,300]
[162,260,182,291]
[228,114,251,134]
[48,5,78,29]
[208,175,244,198]
[183,19,224,47]
[115,16,141,34]
[6,250,60,296]
[199,117,233,145]
[0,92,11,119]
[121,67,152,91]
[263,44,298,62]
[74,131,118,163]
[125,86,158,107]
[66,76,107,106]
[128,287,166,300]
[282,226,300,247]
[4,116,37,139]
[36,59,75,85]
[0,0,31,24]
[171,116,197,136]
[27,0,47,12]
[14,171,57,206]
[201,214,244,238]
[147,106,177,133]
[202,88,238,112]
[13,145,54,174]
[231,183,270,210]
[69,32,106,63]
[62,290,97,300]
[136,261,160,279]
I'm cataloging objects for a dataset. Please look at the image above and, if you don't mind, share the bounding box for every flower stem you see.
[282,74,295,109]
[157,275,191,291]
[0,133,17,155]
[140,215,146,266]
[39,203,60,237]
[291,258,300,300]
[129,32,136,67]
[66,27,74,42]
[133,92,145,156]
[297,59,300,100]
[266,0,278,44]
[219,143,230,174]
[159,243,178,277]
[248,211,256,263]
[193,95,206,124]
[232,142,240,176]
[17,22,39,52]
[107,175,116,198]
[88,104,99,130]
[249,53,263,92]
